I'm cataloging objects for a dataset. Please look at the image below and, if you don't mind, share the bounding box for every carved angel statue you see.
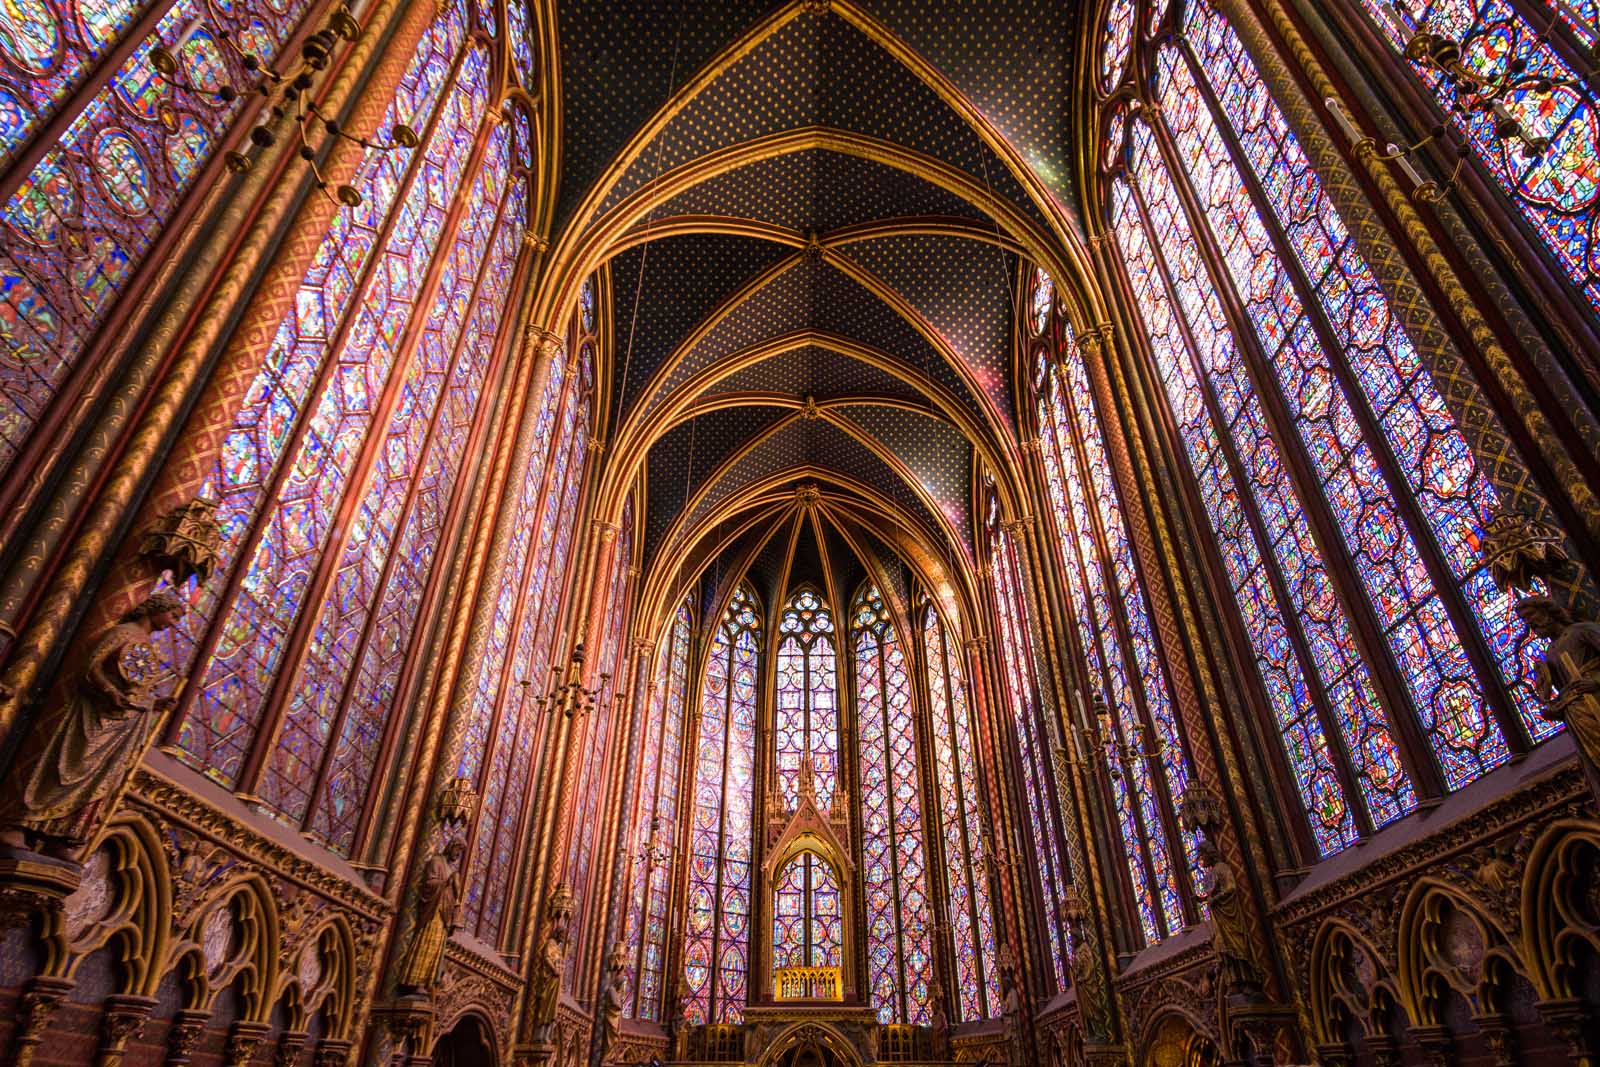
[1517,596,1600,761]
[0,593,186,855]
[395,836,466,994]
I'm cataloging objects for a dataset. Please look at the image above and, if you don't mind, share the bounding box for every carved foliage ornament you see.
[139,498,224,586]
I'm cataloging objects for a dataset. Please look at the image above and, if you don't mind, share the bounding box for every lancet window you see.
[684,583,761,1024]
[1100,0,1553,860]
[922,602,1001,1020]
[0,0,314,477]
[1352,0,1600,315]
[622,598,694,1020]
[772,852,844,970]
[851,584,933,1025]
[455,303,593,946]
[134,2,541,875]
[775,588,839,809]
[984,503,1077,986]
[1028,270,1199,945]
[566,497,634,980]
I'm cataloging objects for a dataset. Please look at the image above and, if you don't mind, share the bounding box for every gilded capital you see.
[525,325,564,361]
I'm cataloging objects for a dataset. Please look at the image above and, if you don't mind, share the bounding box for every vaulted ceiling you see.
[535,0,1098,634]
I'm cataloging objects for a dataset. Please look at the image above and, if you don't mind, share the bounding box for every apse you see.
[0,0,1596,1065]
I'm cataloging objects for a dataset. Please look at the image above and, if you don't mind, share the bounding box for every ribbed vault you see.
[531,0,1101,636]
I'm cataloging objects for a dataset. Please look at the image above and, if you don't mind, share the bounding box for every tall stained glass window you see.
[771,852,843,970]
[566,497,633,981]
[1100,0,1550,858]
[851,584,933,1025]
[455,311,594,945]
[984,507,1075,990]
[622,599,693,1020]
[0,0,317,479]
[1028,270,1197,946]
[1352,0,1600,314]
[923,603,1001,1021]
[774,589,839,809]
[147,3,542,866]
[684,583,760,1024]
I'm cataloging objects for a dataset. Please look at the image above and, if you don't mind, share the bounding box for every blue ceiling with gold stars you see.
[546,0,1088,612]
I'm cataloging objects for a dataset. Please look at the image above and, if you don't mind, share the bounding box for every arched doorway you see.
[433,1015,496,1067]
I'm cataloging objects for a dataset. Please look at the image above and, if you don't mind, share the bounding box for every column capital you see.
[525,325,563,360]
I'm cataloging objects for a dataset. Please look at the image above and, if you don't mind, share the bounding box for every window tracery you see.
[1098,0,1556,861]
[985,506,1075,987]
[775,588,839,810]
[684,583,760,1025]
[622,598,693,1020]
[852,584,933,1025]
[124,2,547,880]
[1028,274,1198,945]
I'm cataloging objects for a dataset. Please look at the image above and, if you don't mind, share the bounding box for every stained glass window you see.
[771,851,843,970]
[1029,281,1197,945]
[684,583,760,1025]
[165,8,476,776]
[1099,0,1551,857]
[622,599,693,1020]
[775,588,839,809]
[141,1,544,868]
[986,522,1075,989]
[1354,0,1600,314]
[566,498,634,982]
[852,585,933,1025]
[0,0,316,479]
[458,319,593,945]
[923,604,1001,1021]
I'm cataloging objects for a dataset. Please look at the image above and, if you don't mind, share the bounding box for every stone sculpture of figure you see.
[1194,836,1261,995]
[530,907,570,1043]
[1518,596,1600,761]
[0,593,186,855]
[600,941,627,1059]
[1000,966,1025,1067]
[395,836,465,994]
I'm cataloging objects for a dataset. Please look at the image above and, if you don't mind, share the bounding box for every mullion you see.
[1039,386,1171,939]
[1119,171,1380,838]
[1174,33,1528,760]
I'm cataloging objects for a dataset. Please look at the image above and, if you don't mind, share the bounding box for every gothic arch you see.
[1522,819,1600,1002]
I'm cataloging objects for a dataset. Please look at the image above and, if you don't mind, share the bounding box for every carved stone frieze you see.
[129,767,387,921]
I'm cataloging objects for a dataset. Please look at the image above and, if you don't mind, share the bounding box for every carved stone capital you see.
[274,1030,309,1067]
[165,1008,211,1066]
[525,325,564,361]
[1001,516,1032,534]
[98,994,157,1066]
[11,976,73,1067]
[139,497,224,585]
[225,1021,273,1067]
[0,848,81,930]
[1536,999,1593,1063]
[1479,506,1569,595]
[523,232,549,254]
[312,1037,355,1067]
